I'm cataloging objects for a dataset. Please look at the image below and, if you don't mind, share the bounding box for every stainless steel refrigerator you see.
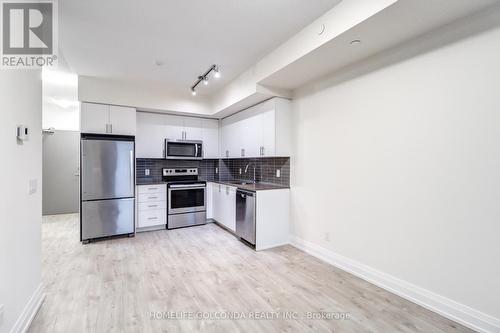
[80,135,135,243]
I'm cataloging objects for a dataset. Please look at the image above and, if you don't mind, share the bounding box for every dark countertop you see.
[136,179,289,192]
[209,180,289,192]
[136,179,167,186]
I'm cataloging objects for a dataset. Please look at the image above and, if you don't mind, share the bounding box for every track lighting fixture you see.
[190,64,221,96]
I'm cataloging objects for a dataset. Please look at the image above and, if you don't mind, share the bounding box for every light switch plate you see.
[145,169,150,176]
[29,179,37,195]
[215,167,218,174]
[276,169,281,178]
[239,168,242,175]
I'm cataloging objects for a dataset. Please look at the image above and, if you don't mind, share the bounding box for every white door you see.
[260,109,276,157]
[43,130,80,215]
[81,102,109,134]
[240,114,260,158]
[136,112,166,158]
[220,121,232,158]
[202,119,219,158]
[206,183,213,219]
[164,115,185,140]
[224,186,236,231]
[226,121,241,158]
[109,105,136,135]
[213,184,222,223]
[184,117,203,140]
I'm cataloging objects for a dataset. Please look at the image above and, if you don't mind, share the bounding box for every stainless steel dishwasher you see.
[236,189,256,245]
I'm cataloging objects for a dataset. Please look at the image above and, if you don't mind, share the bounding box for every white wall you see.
[0,71,43,333]
[290,23,500,328]
[78,76,212,116]
[42,70,79,131]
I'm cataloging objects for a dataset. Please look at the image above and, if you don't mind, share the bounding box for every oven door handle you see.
[169,184,206,189]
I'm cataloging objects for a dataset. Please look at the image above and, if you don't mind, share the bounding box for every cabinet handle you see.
[226,186,229,195]
[148,217,158,220]
[148,196,158,200]
[109,123,113,134]
[148,205,158,208]
[148,187,158,191]
[241,148,245,157]
[225,150,229,158]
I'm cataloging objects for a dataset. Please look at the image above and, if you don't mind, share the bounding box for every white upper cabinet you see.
[109,105,136,135]
[220,97,291,158]
[81,102,136,136]
[201,119,219,159]
[260,108,276,157]
[184,117,203,141]
[136,113,166,158]
[136,112,220,159]
[80,103,109,134]
[163,114,185,140]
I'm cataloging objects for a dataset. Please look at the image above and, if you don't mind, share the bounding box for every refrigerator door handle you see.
[129,150,134,192]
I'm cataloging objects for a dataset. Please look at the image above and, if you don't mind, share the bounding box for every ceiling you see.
[59,0,341,97]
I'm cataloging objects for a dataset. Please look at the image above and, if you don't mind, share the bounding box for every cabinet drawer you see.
[138,201,166,211]
[138,184,166,194]
[138,192,166,203]
[138,209,166,228]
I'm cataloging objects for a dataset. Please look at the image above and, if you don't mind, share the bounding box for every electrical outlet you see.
[215,167,218,174]
[29,179,37,195]
[0,303,4,327]
[276,169,281,178]
[239,168,242,175]
[145,168,150,176]
[324,232,331,242]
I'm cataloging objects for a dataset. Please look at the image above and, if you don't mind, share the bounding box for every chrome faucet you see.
[244,162,257,184]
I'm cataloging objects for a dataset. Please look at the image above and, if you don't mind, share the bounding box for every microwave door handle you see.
[195,144,199,157]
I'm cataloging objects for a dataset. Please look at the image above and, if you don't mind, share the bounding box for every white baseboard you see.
[289,236,500,333]
[9,283,45,333]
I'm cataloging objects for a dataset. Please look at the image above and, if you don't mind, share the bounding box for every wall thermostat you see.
[17,125,29,142]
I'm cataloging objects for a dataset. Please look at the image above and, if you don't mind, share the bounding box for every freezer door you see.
[81,198,135,240]
[82,139,135,200]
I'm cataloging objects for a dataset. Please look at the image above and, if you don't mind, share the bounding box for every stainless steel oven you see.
[168,183,206,215]
[163,168,207,229]
[165,139,203,160]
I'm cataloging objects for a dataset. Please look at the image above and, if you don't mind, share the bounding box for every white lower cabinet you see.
[210,183,236,232]
[137,184,167,230]
[208,182,290,251]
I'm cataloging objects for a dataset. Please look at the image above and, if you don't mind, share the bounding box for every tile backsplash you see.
[218,157,290,187]
[136,157,290,187]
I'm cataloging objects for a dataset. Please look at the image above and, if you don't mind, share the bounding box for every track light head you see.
[191,88,196,96]
[214,66,221,79]
[203,76,208,85]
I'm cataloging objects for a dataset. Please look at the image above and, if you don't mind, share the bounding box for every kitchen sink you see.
[230,181,255,186]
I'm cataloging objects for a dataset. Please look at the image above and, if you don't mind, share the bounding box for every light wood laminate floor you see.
[29,214,474,333]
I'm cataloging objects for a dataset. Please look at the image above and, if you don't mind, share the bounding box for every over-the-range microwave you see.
[165,139,203,160]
